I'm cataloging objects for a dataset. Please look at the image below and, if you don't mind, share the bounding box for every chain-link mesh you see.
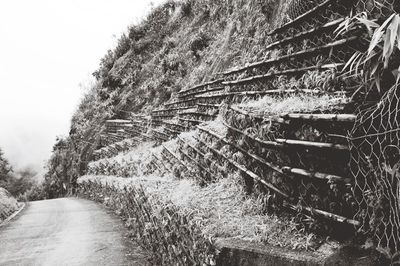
[97,0,400,253]
[350,84,400,253]
[287,0,322,20]
[354,0,398,20]
[273,0,352,40]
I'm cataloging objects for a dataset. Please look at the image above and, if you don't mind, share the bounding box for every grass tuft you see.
[235,94,349,116]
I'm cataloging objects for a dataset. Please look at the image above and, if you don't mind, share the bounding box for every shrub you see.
[18,183,48,202]
[128,25,146,41]
[114,33,131,58]
[0,187,19,222]
[189,32,210,60]
[181,0,193,17]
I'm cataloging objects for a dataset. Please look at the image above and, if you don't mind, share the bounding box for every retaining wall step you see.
[215,238,388,266]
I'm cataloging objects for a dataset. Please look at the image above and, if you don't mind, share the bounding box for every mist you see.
[0,0,165,173]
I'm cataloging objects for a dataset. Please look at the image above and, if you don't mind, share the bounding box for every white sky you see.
[0,0,164,173]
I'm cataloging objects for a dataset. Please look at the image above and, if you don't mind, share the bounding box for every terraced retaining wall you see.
[76,0,400,264]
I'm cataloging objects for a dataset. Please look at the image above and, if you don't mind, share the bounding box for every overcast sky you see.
[0,0,164,173]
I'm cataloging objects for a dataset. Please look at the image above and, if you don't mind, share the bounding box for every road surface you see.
[0,198,148,266]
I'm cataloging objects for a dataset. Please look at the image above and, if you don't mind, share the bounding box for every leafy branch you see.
[336,12,400,92]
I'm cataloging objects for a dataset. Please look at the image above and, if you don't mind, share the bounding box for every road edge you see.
[0,202,26,227]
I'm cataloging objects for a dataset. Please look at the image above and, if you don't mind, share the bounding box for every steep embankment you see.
[46,0,399,265]
[45,0,290,203]
[0,188,20,223]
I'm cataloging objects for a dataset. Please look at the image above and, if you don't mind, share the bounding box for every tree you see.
[0,148,13,185]
[43,137,81,198]
[0,147,39,197]
[5,167,37,197]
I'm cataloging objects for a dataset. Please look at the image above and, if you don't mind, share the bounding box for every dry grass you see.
[200,115,227,136]
[235,94,349,116]
[78,171,316,250]
[87,141,158,177]
[89,142,154,167]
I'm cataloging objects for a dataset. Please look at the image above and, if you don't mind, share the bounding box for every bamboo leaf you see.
[383,15,400,68]
[357,17,379,32]
[334,18,349,36]
[397,16,400,51]
[383,28,392,68]
[368,14,396,56]
[342,52,361,73]
[363,49,378,64]
[380,13,396,32]
[375,72,381,93]
[371,61,380,78]
[390,15,400,47]
[369,29,384,55]
[355,53,365,76]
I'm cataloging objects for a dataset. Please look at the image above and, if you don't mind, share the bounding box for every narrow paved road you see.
[0,198,148,266]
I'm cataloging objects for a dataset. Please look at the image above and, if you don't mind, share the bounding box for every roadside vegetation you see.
[0,188,20,223]
[0,147,48,202]
[78,138,317,265]
[82,140,318,250]
[0,148,23,221]
[0,148,32,196]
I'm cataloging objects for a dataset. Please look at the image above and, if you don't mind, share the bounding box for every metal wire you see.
[350,84,400,254]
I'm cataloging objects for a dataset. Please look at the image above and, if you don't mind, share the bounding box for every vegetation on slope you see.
[0,147,41,201]
[42,0,400,262]
[44,0,288,195]
[78,134,319,265]
[84,138,317,249]
[0,148,24,221]
[0,187,19,223]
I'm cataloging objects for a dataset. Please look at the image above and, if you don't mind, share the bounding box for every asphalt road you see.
[0,198,148,266]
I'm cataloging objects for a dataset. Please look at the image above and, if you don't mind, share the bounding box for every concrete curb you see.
[215,238,324,266]
[0,202,26,227]
[215,238,389,266]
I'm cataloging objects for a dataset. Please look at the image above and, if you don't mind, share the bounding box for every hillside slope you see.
[45,0,288,195]
[45,0,400,264]
[0,188,20,223]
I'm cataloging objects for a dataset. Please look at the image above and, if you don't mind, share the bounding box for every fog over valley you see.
[0,0,164,173]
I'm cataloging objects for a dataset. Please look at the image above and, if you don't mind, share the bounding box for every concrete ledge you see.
[323,245,389,266]
[215,238,389,266]
[0,203,25,227]
[215,238,324,266]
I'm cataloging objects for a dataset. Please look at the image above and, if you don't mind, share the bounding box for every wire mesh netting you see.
[272,0,352,40]
[220,0,400,253]
[346,0,400,255]
[349,84,400,254]
[286,0,322,20]
[93,0,400,255]
[354,0,399,20]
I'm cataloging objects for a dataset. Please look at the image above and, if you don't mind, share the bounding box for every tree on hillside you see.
[5,167,37,197]
[0,148,13,185]
[44,137,81,198]
[0,147,41,197]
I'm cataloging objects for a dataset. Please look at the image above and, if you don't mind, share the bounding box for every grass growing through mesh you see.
[235,94,349,116]
[78,172,316,251]
[200,115,227,136]
[81,118,322,260]
[87,141,158,177]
